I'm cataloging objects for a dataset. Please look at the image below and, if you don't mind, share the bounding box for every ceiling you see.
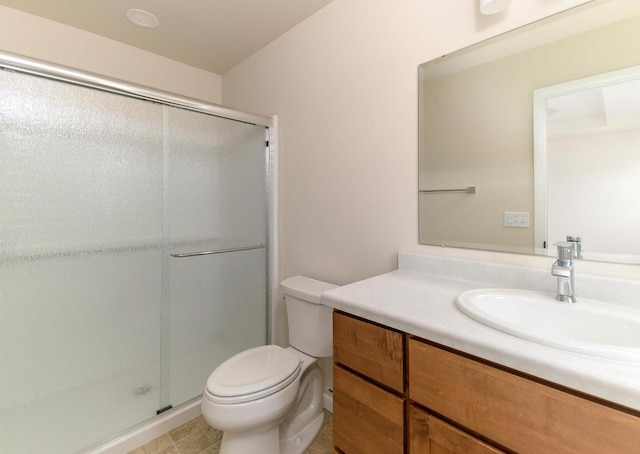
[0,0,333,74]
[548,78,640,138]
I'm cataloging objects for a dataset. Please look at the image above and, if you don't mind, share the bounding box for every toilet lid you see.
[206,345,301,404]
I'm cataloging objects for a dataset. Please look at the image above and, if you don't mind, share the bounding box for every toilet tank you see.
[281,276,338,357]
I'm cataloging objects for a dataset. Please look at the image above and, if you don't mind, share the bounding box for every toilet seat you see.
[206,345,301,404]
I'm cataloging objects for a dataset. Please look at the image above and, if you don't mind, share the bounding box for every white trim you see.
[323,390,333,413]
[532,87,549,255]
[268,115,279,344]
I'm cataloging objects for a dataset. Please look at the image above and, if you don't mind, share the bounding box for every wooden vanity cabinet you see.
[408,337,640,454]
[332,311,405,454]
[333,310,640,454]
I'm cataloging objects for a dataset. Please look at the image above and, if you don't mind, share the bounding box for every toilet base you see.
[279,362,325,454]
[220,425,280,454]
[280,411,324,454]
[218,411,324,454]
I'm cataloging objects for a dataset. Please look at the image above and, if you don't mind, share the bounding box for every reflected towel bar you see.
[419,186,476,194]
[170,243,265,258]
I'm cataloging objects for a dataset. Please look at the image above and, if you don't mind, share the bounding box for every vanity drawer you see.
[408,338,640,454]
[333,365,404,454]
[409,405,505,454]
[333,311,404,392]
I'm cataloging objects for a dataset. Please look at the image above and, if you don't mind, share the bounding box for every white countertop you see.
[321,252,640,412]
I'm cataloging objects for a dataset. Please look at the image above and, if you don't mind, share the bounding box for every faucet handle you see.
[566,235,583,259]
[554,241,575,261]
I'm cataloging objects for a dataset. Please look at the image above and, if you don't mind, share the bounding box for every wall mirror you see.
[418,0,640,264]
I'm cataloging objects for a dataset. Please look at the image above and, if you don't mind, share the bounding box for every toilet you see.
[201,276,338,454]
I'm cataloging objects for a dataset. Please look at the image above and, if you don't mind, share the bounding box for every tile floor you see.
[128,410,333,454]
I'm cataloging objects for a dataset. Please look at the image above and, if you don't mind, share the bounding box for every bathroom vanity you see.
[323,252,640,453]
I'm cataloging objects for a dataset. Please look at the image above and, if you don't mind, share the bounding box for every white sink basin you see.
[456,289,640,363]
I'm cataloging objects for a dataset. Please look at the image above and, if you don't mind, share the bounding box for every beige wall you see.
[0,5,222,103]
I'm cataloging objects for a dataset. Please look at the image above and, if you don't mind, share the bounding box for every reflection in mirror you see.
[418,0,640,264]
[534,66,640,264]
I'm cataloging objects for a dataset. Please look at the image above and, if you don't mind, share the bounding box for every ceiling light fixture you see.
[126,9,159,29]
[479,0,511,15]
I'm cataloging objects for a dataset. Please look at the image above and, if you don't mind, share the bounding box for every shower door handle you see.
[170,243,265,258]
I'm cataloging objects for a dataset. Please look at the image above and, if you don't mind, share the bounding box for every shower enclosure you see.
[0,53,273,453]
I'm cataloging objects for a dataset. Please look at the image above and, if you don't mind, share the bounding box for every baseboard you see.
[323,389,333,413]
[81,397,202,454]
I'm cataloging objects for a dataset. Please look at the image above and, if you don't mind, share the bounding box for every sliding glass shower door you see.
[0,68,268,453]
[164,107,268,408]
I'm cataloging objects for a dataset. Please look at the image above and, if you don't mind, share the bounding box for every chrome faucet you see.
[551,241,577,303]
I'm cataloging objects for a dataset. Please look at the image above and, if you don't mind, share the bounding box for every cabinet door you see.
[409,406,504,454]
[333,366,404,454]
[333,311,404,392]
[409,338,640,454]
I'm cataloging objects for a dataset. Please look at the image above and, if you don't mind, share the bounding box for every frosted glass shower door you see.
[0,71,163,453]
[164,107,268,406]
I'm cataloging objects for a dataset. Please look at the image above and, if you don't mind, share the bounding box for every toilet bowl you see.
[201,276,338,454]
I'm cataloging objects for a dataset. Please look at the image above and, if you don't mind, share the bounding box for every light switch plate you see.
[504,212,530,228]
